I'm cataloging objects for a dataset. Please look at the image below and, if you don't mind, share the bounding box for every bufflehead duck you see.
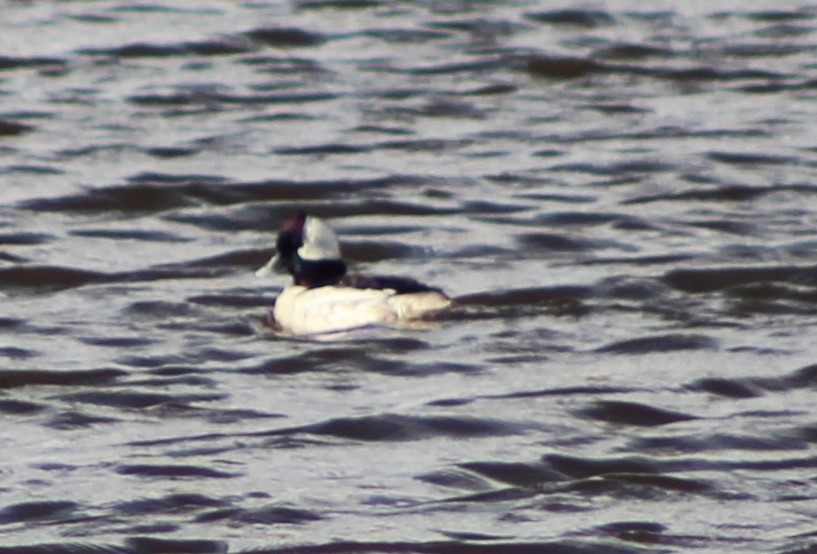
[256,212,451,335]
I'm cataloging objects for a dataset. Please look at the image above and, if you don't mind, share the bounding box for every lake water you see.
[2,1,817,553]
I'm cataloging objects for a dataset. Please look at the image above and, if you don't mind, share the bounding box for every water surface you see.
[2,1,817,552]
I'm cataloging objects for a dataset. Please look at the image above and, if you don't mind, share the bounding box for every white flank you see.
[387,291,452,319]
[273,286,451,335]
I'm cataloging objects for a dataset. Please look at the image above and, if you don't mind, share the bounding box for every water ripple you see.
[2,0,817,551]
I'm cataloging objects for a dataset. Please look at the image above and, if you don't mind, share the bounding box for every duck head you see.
[256,212,347,288]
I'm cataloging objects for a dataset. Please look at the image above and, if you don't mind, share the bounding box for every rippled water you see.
[2,1,817,552]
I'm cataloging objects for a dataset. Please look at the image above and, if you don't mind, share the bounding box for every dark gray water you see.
[2,1,817,552]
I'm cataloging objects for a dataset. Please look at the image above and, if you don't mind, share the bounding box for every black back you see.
[338,274,442,294]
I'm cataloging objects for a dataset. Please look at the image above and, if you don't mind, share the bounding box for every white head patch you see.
[297,215,341,261]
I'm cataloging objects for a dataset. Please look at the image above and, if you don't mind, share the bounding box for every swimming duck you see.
[256,212,451,335]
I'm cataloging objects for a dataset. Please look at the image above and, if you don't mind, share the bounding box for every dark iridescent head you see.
[256,212,347,287]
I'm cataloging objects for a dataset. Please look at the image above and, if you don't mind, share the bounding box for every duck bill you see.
[255,253,288,277]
